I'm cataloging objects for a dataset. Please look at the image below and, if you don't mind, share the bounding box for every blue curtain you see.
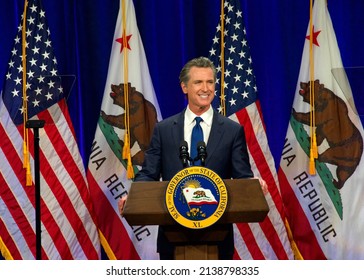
[1,0,364,172]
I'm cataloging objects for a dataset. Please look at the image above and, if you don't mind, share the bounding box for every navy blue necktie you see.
[190,117,203,165]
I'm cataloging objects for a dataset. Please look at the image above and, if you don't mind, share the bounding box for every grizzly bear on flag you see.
[292,79,363,189]
[101,83,157,166]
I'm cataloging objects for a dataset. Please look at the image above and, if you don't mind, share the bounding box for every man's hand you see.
[118,195,128,217]
[254,177,268,195]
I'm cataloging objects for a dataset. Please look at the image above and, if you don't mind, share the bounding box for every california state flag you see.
[278,0,364,259]
[182,187,218,206]
[87,0,162,259]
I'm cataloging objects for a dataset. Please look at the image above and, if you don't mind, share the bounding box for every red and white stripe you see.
[230,101,294,260]
[0,99,100,259]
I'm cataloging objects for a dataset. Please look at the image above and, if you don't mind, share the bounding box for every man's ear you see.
[181,82,188,94]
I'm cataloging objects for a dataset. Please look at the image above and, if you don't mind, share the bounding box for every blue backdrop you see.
[1,0,364,172]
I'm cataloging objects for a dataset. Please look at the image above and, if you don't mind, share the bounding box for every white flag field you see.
[278,0,364,259]
[87,0,162,260]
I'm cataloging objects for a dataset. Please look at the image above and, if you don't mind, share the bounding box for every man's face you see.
[181,66,215,114]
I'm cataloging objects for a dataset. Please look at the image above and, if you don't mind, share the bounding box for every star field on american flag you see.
[209,0,258,116]
[3,2,63,125]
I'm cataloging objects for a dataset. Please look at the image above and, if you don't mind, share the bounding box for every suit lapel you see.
[206,111,225,164]
[171,110,185,149]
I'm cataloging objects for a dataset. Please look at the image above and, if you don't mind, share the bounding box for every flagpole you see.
[220,0,226,116]
[26,119,45,260]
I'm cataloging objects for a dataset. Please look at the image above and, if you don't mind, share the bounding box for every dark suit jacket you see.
[134,108,253,258]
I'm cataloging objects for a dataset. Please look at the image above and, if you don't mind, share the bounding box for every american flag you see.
[0,0,100,259]
[209,0,294,259]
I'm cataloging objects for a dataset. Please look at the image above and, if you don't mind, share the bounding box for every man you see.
[119,56,264,259]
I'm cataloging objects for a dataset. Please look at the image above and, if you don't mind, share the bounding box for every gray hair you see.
[179,56,217,85]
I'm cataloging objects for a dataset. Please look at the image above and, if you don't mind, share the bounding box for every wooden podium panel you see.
[175,245,218,260]
[219,179,269,223]
[123,178,269,226]
[123,181,174,226]
[122,178,269,260]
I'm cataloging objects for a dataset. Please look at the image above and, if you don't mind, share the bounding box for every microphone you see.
[179,140,190,168]
[196,141,207,166]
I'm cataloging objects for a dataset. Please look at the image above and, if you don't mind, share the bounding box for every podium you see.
[123,178,269,260]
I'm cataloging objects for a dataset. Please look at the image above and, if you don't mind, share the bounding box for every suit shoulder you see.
[215,112,241,129]
[155,111,183,128]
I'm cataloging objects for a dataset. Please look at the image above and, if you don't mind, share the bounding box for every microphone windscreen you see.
[197,141,206,148]
[180,140,188,148]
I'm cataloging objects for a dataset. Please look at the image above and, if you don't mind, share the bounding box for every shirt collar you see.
[185,106,213,127]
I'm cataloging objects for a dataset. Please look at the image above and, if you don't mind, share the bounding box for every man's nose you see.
[202,82,208,91]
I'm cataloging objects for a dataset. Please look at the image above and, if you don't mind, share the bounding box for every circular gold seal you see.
[165,166,228,229]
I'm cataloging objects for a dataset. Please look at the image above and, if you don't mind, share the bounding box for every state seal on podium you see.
[166,166,228,229]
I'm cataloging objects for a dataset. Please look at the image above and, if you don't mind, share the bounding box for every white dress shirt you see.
[184,105,213,154]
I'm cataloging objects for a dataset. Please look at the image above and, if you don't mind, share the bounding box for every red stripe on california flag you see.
[87,173,140,260]
[278,168,326,259]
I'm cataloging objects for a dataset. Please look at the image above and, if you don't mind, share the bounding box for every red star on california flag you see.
[116,33,132,53]
[305,25,321,46]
